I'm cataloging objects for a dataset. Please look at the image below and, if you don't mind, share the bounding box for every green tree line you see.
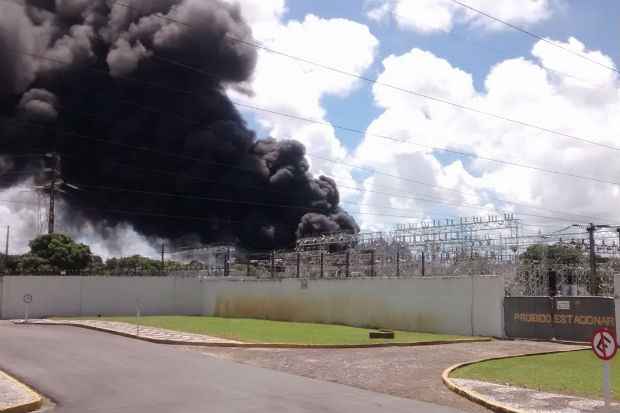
[0,234,191,275]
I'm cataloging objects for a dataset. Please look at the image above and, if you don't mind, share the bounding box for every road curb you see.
[441,347,588,413]
[21,321,492,349]
[0,370,43,413]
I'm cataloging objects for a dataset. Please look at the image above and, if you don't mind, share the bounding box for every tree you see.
[29,234,94,272]
[105,255,162,275]
[520,244,584,266]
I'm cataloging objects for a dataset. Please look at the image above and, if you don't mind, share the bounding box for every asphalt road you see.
[0,321,466,413]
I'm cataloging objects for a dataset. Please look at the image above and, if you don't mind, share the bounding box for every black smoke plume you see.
[0,0,359,251]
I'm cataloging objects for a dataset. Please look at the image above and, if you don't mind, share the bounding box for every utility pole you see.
[3,226,8,271]
[225,247,230,276]
[46,153,61,235]
[587,223,598,296]
[161,244,165,274]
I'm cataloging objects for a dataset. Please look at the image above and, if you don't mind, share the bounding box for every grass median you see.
[62,315,480,345]
[452,349,620,400]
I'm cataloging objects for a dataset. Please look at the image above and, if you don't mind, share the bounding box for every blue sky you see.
[276,0,620,153]
[235,0,620,233]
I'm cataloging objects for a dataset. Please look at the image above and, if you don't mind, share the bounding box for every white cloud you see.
[0,185,42,255]
[224,0,287,40]
[366,0,553,34]
[353,38,620,231]
[228,10,379,200]
[1,1,379,255]
[0,183,159,258]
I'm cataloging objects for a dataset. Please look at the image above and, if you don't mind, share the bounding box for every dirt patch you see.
[189,340,584,412]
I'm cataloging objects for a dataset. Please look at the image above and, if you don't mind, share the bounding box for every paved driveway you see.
[0,321,465,413]
[197,340,585,412]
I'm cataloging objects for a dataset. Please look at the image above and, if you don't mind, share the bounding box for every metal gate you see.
[505,263,615,298]
[504,296,615,342]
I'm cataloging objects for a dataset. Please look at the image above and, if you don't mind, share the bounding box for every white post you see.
[24,302,29,324]
[604,360,611,412]
[135,299,141,337]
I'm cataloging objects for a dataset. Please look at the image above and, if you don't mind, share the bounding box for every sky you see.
[3,0,620,257]
[228,0,620,236]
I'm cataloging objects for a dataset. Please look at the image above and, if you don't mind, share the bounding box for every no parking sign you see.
[592,327,617,411]
[592,328,617,361]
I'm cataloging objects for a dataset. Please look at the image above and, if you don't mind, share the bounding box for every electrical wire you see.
[55,152,603,224]
[29,92,616,223]
[103,0,620,152]
[2,117,607,226]
[7,45,620,189]
[449,0,620,76]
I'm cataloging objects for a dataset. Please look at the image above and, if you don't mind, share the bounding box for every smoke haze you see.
[0,0,359,252]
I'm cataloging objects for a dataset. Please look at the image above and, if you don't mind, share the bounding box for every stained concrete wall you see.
[615,275,620,339]
[0,276,204,319]
[203,276,505,337]
[0,275,505,337]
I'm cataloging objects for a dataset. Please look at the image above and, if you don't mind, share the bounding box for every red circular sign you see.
[592,328,618,361]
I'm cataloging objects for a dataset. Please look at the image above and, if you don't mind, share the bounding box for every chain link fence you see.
[504,263,616,297]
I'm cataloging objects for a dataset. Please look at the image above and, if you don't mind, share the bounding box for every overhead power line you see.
[104,0,620,152]
[55,152,601,224]
[0,196,608,245]
[7,45,620,189]
[5,119,607,225]
[389,8,611,92]
[1,21,616,224]
[449,0,620,76]
[32,94,613,220]
[230,99,620,187]
[66,182,590,224]
[20,87,612,223]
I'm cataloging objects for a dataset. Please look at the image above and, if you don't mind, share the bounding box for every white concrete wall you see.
[0,275,505,337]
[473,275,505,337]
[203,275,505,337]
[0,276,203,319]
[615,275,620,340]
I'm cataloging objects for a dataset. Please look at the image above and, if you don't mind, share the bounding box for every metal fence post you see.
[296,252,300,278]
[225,247,230,277]
[370,250,375,277]
[271,251,275,278]
[320,252,324,278]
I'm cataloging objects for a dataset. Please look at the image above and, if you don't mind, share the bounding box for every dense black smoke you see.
[0,0,358,251]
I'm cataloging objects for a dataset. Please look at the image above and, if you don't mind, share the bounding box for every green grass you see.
[452,350,620,400]
[61,315,477,345]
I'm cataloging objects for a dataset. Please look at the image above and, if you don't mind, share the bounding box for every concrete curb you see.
[0,370,43,413]
[441,347,589,413]
[21,321,492,349]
